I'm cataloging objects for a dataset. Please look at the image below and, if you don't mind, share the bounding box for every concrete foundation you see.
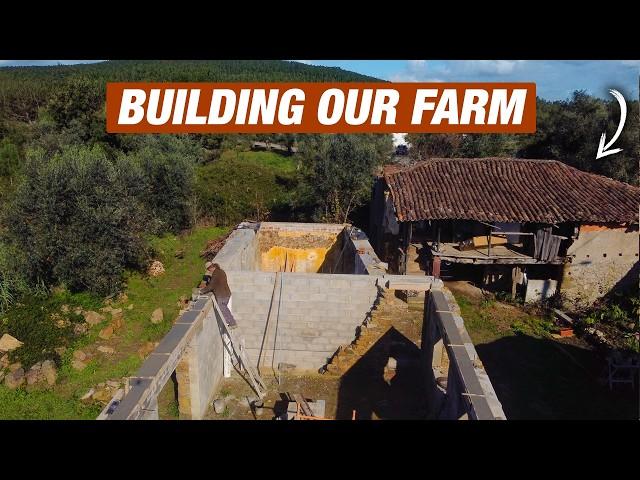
[104,222,505,421]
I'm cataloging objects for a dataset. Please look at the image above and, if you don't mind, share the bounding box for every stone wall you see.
[561,224,639,307]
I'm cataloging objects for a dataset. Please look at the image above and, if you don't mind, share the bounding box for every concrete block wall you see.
[422,288,506,420]
[105,297,224,420]
[227,271,380,371]
[213,227,257,271]
[180,301,226,419]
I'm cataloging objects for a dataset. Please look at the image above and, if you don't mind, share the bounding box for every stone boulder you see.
[74,323,88,336]
[80,388,95,401]
[84,311,105,326]
[98,325,114,340]
[41,360,57,385]
[93,386,115,403]
[97,345,115,355]
[0,334,23,352]
[150,308,164,324]
[8,362,22,372]
[26,364,44,385]
[4,368,25,389]
[111,311,124,331]
[73,350,87,361]
[71,359,87,371]
[137,341,157,359]
[54,316,70,329]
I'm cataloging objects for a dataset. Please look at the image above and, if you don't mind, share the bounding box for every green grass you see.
[196,150,298,225]
[0,225,228,419]
[0,387,101,420]
[221,150,297,173]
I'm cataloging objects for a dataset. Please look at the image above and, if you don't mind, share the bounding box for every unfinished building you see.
[370,158,640,306]
[102,222,505,421]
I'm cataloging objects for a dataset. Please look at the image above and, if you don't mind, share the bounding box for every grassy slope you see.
[0,225,227,419]
[454,292,637,419]
[196,150,298,223]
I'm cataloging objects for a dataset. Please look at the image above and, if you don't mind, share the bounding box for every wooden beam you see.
[291,393,314,417]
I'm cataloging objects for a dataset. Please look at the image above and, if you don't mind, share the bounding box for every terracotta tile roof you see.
[383,158,640,224]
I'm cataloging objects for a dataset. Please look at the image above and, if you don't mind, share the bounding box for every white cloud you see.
[620,60,640,67]
[459,60,526,75]
[408,60,426,69]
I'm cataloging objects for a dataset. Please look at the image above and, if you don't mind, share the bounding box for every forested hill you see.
[0,60,380,122]
[0,60,379,82]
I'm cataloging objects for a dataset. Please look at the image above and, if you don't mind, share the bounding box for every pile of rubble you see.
[323,288,410,378]
[81,379,125,405]
[0,334,58,389]
[200,232,231,260]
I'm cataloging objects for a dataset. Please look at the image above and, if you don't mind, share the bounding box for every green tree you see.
[2,145,149,295]
[47,76,103,128]
[0,138,20,180]
[121,135,199,233]
[406,133,464,160]
[298,134,392,223]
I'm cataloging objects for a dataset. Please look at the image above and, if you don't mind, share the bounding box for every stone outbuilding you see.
[369,158,640,306]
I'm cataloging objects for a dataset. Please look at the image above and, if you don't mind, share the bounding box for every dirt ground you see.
[204,293,428,420]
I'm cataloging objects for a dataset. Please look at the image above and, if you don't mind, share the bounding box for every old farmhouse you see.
[370,158,640,306]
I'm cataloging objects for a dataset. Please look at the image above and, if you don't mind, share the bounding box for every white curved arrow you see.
[596,89,626,159]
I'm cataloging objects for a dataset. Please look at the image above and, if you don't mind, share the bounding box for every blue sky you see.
[1,59,638,101]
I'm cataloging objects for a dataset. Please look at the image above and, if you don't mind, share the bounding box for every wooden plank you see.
[473,235,507,248]
[553,308,575,326]
[291,393,314,417]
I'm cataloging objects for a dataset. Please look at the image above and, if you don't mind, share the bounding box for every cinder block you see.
[285,277,311,288]
[175,310,202,325]
[136,353,170,379]
[308,278,329,289]
[431,291,452,313]
[155,323,193,354]
[254,274,277,285]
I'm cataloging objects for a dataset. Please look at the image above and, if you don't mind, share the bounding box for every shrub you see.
[0,138,20,179]
[2,145,149,296]
[297,134,392,223]
[195,150,297,225]
[121,135,198,233]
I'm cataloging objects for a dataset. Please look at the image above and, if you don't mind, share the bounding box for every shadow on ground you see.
[335,327,428,420]
[475,334,639,419]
